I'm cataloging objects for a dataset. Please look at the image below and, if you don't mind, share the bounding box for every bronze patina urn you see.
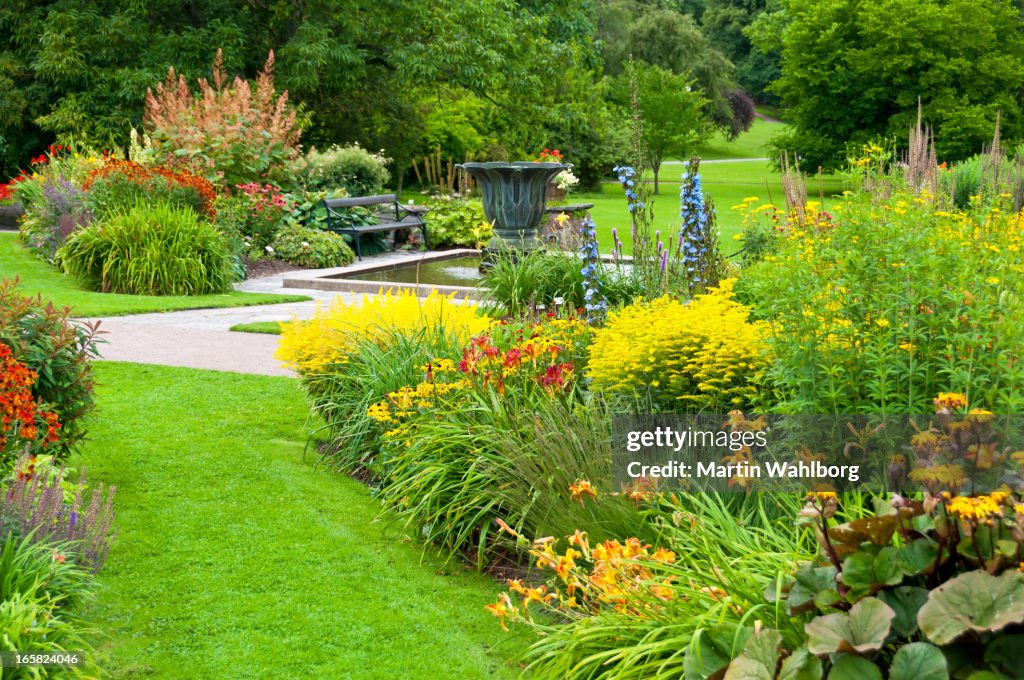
[459,161,571,251]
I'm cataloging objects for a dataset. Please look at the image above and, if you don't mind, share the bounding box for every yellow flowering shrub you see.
[276,289,491,374]
[587,279,770,411]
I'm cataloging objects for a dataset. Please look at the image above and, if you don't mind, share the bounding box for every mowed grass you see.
[0,232,310,316]
[79,362,528,679]
[690,117,779,161]
[573,162,843,258]
[230,321,286,335]
[571,118,846,255]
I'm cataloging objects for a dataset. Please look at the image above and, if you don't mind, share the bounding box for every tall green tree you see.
[615,62,710,193]
[0,0,608,184]
[757,0,1024,170]
[701,0,781,104]
[598,1,742,138]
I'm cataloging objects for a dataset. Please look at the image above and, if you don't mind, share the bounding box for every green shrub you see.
[284,188,347,232]
[57,201,233,296]
[212,183,294,252]
[270,225,355,269]
[423,197,491,247]
[0,279,100,458]
[738,191,1024,413]
[301,144,391,196]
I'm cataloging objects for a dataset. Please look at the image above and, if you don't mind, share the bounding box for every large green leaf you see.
[889,642,949,680]
[724,629,782,680]
[878,586,930,637]
[685,625,753,680]
[778,646,822,680]
[984,635,1024,678]
[896,538,940,576]
[918,570,1024,645]
[806,597,895,655]
[784,563,839,615]
[841,547,904,596]
[827,654,882,680]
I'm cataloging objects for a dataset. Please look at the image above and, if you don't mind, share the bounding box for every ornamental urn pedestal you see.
[458,161,571,252]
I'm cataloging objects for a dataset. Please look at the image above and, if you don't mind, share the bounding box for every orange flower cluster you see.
[0,343,60,453]
[83,159,217,218]
[486,530,678,630]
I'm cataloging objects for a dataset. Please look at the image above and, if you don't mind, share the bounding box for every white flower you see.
[301,241,310,247]
[265,245,275,254]
[555,170,579,191]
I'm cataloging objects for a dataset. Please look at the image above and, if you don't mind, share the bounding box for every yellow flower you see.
[276,289,491,374]
[946,494,1003,522]
[935,392,968,410]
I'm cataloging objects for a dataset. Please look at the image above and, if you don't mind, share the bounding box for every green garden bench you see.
[322,194,429,260]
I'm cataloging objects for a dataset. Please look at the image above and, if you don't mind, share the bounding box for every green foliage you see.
[0,532,101,678]
[300,144,390,196]
[729,488,1024,679]
[57,202,232,296]
[702,0,782,104]
[760,0,1024,170]
[1,232,310,317]
[424,197,491,248]
[0,278,99,457]
[269,225,355,269]
[212,183,292,252]
[601,3,736,133]
[737,192,1024,413]
[482,251,642,317]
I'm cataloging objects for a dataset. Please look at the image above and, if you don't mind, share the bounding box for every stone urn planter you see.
[0,204,25,231]
[458,162,571,252]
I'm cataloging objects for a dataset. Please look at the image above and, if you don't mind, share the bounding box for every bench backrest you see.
[323,194,402,230]
[324,194,397,209]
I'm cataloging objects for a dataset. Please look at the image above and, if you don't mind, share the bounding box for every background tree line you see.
[3,0,1024,184]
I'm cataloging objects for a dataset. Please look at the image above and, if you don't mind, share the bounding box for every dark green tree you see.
[701,0,781,104]
[757,0,1024,170]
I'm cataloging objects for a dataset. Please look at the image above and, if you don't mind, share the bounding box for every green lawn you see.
[564,118,846,256]
[79,362,527,679]
[1,232,310,316]
[691,117,780,161]
[230,321,286,335]
[578,160,845,256]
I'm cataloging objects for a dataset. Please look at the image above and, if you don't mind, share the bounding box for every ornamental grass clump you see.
[587,279,770,412]
[57,201,233,296]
